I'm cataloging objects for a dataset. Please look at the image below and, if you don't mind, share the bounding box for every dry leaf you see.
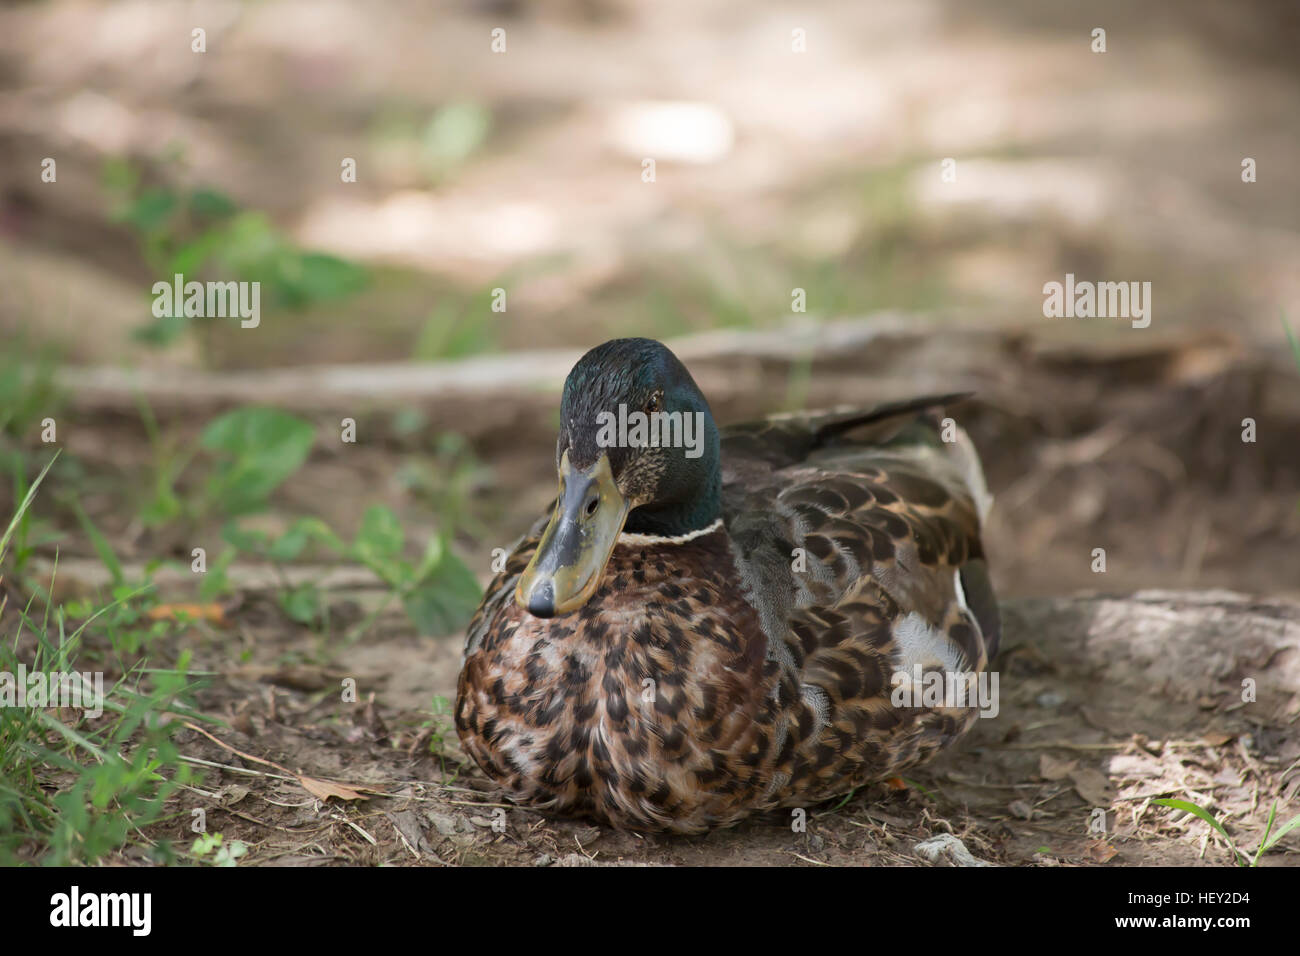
[1202,731,1235,747]
[298,776,372,803]
[1084,839,1118,863]
[216,784,250,807]
[1008,799,1034,820]
[1108,752,1165,779]
[386,810,431,857]
[1079,707,1125,735]
[1039,754,1078,781]
[1070,767,1114,807]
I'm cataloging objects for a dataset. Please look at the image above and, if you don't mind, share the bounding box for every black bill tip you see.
[526,582,556,619]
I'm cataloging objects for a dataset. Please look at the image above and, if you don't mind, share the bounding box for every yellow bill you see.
[516,451,630,617]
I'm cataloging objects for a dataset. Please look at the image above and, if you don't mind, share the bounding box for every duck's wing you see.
[719,396,1001,798]
[718,393,971,470]
[720,394,1000,698]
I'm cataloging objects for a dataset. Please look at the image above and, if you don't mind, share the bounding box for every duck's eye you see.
[645,391,662,414]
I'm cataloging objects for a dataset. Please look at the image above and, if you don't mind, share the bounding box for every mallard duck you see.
[455,338,1000,833]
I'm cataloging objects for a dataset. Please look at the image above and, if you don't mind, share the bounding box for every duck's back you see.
[717,396,1000,806]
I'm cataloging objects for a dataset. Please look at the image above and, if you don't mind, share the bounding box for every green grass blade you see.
[1153,798,1243,864]
[0,450,59,564]
[36,711,108,763]
[70,498,124,586]
[1252,801,1278,866]
[1258,811,1300,855]
[1284,313,1300,371]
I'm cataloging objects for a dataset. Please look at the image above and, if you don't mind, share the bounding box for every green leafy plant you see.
[190,831,248,867]
[423,694,459,781]
[133,403,479,638]
[103,158,369,349]
[198,407,316,517]
[392,431,492,539]
[412,287,502,361]
[59,500,181,655]
[219,505,480,638]
[137,406,316,531]
[1,463,202,865]
[349,505,481,637]
[0,338,64,441]
[216,515,343,625]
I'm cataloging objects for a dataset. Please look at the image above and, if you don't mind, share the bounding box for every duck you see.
[455,337,1000,833]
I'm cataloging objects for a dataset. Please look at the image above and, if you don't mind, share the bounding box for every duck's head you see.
[516,338,721,618]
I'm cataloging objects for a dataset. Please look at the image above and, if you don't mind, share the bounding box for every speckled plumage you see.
[455,345,1000,833]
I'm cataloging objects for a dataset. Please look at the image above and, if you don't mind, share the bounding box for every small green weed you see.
[1153,797,1300,866]
[190,831,248,867]
[103,157,369,350]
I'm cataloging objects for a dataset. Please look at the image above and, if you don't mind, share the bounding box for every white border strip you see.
[618,518,723,546]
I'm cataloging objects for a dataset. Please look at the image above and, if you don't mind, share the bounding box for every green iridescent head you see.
[516,338,721,617]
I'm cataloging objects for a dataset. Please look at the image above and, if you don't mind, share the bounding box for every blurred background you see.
[4,0,1300,358]
[1,0,1299,867]
[3,0,1299,599]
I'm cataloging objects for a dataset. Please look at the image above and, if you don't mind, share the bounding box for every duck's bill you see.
[516,451,630,618]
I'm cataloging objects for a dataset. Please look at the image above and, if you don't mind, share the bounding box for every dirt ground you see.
[114,587,1300,868]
